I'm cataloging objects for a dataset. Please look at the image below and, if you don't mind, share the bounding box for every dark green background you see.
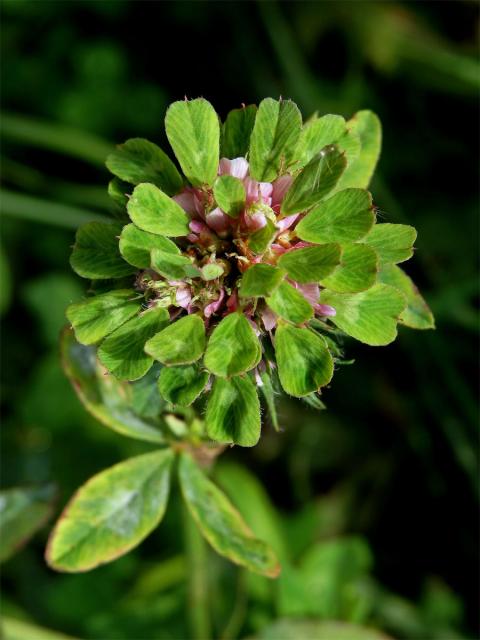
[1,1,478,639]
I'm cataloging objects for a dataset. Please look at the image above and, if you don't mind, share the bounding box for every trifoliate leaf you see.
[106,138,183,196]
[165,98,219,187]
[249,98,302,182]
[67,290,141,345]
[364,223,417,265]
[335,110,382,190]
[179,453,279,575]
[0,485,55,563]
[127,183,189,237]
[320,283,407,346]
[205,376,261,447]
[119,224,180,269]
[378,264,435,330]
[321,243,378,293]
[70,222,135,280]
[281,145,347,215]
[221,104,257,158]
[145,314,206,365]
[249,219,276,254]
[157,365,209,406]
[201,263,224,281]
[278,244,341,283]
[150,248,197,280]
[296,189,375,244]
[213,175,246,218]
[275,324,333,397]
[98,307,169,380]
[294,114,346,169]
[266,281,313,324]
[61,329,166,444]
[46,450,174,572]
[204,312,261,377]
[239,263,285,298]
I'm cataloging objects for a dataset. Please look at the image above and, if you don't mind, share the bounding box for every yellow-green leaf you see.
[127,183,189,237]
[145,314,206,365]
[119,224,179,269]
[278,244,341,284]
[321,243,378,293]
[378,264,435,330]
[70,222,135,280]
[221,104,257,158]
[266,281,313,324]
[213,175,246,218]
[239,263,285,298]
[364,223,417,265]
[204,312,261,377]
[157,365,209,406]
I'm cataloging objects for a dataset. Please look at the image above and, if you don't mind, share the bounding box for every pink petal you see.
[276,213,300,234]
[271,244,288,255]
[175,287,192,309]
[204,289,225,317]
[296,283,320,305]
[262,307,277,331]
[219,157,249,180]
[314,303,336,317]
[173,189,197,214]
[226,290,238,312]
[206,207,231,233]
[243,211,267,231]
[244,177,273,205]
[271,175,293,206]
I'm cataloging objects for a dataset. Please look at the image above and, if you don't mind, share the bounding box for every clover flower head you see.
[67,98,434,447]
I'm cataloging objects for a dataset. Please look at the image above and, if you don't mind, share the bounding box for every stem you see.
[183,505,211,640]
[220,569,248,640]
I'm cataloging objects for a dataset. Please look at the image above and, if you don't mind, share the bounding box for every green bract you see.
[64,96,433,450]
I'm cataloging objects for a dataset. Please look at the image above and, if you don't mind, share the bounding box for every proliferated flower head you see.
[66,98,434,447]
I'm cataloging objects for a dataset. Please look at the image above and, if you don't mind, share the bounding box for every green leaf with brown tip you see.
[157,365,209,406]
[266,281,313,324]
[165,98,220,187]
[106,138,183,196]
[205,376,261,447]
[281,145,347,215]
[335,110,382,190]
[221,104,257,158]
[66,290,141,345]
[278,244,341,284]
[179,453,279,575]
[145,314,206,365]
[378,264,435,330]
[98,307,169,380]
[46,450,174,572]
[70,222,135,280]
[364,223,417,265]
[204,312,261,377]
[249,98,302,182]
[321,243,378,293]
[296,189,375,244]
[320,283,407,346]
[275,324,333,397]
[213,175,246,218]
[239,263,285,298]
[119,224,179,269]
[127,183,189,237]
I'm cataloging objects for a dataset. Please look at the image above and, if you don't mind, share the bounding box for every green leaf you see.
[278,244,341,283]
[281,145,347,215]
[119,224,179,269]
[157,365,209,406]
[150,248,196,280]
[249,219,277,254]
[320,283,407,346]
[129,364,165,418]
[66,290,141,345]
[221,104,257,158]
[239,263,285,298]
[179,453,279,575]
[204,312,261,377]
[296,189,375,244]
[127,183,189,237]
[321,243,378,293]
[294,114,346,169]
[2,617,80,640]
[0,485,55,562]
[364,223,417,265]
[253,619,391,640]
[249,98,302,182]
[201,263,224,280]
[165,98,220,187]
[106,138,183,196]
[107,177,130,210]
[378,264,435,330]
[205,376,261,447]
[259,372,280,432]
[266,281,313,324]
[275,324,333,397]
[61,328,166,444]
[98,307,169,380]
[70,222,135,280]
[335,110,382,190]
[213,175,246,218]
[145,314,206,365]
[46,450,174,572]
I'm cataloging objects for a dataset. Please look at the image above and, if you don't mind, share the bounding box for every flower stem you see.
[183,504,211,640]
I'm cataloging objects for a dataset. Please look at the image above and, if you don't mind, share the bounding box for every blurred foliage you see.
[0,1,478,639]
